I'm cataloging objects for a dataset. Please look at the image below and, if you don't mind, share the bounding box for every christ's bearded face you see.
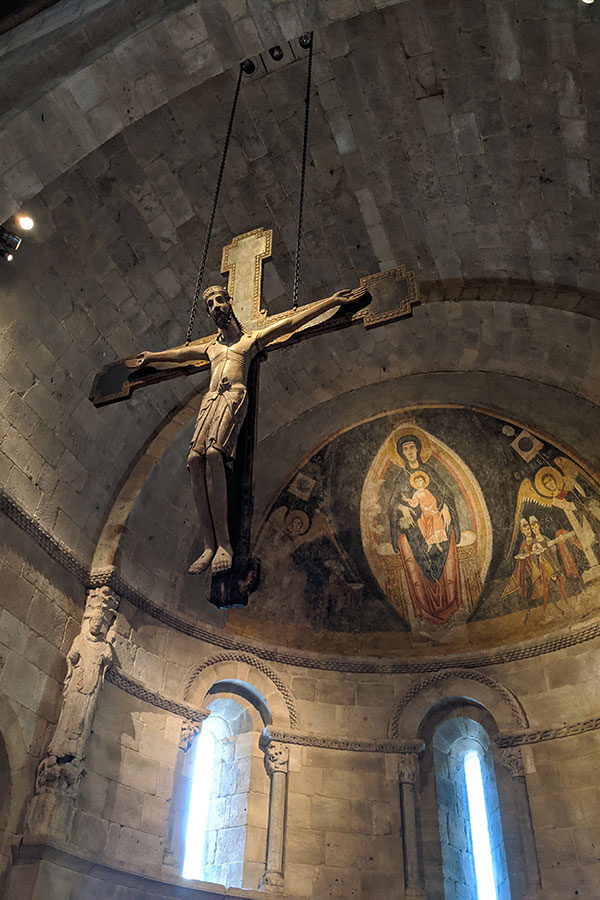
[206,290,232,329]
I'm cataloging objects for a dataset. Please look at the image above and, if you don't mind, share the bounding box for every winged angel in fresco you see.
[502,457,600,619]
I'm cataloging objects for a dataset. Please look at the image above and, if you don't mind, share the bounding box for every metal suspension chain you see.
[186,63,245,343]
[292,32,314,310]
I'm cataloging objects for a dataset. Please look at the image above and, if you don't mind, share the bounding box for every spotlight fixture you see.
[0,226,21,261]
[240,58,256,75]
[299,33,313,49]
[580,0,595,4]
[268,45,284,61]
[17,214,34,230]
[0,250,13,261]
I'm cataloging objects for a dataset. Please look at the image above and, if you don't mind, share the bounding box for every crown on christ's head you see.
[202,284,231,305]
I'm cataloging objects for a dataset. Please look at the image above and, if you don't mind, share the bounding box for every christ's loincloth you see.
[189,378,248,461]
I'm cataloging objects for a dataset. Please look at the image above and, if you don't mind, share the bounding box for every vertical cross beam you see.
[221,227,272,329]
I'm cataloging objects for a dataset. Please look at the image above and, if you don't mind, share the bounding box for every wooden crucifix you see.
[90,227,419,608]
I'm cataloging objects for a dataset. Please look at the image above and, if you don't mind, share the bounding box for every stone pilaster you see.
[398,751,425,900]
[500,746,543,898]
[259,734,290,892]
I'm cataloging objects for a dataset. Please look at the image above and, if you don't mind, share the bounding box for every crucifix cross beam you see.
[89,228,419,609]
[89,227,418,407]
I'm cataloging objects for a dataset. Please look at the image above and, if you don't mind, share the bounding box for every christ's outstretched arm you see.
[125,340,210,368]
[255,287,368,349]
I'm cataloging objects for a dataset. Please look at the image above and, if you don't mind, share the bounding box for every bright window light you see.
[464,751,498,900]
[183,723,217,880]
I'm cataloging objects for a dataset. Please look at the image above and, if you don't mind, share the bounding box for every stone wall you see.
[0,514,84,890]
[2,505,600,897]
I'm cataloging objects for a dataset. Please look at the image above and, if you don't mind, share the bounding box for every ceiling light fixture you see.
[17,214,34,230]
[0,225,22,261]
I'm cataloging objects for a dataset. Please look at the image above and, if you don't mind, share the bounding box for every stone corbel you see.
[259,729,290,892]
[397,745,426,900]
[25,585,119,840]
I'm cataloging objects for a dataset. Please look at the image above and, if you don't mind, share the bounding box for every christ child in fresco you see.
[388,434,463,625]
[401,471,451,552]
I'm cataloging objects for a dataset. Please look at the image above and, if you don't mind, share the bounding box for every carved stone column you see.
[25,586,118,839]
[501,747,543,899]
[259,735,290,892]
[398,751,425,900]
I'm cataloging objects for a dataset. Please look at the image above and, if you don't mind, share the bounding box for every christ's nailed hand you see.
[125,351,150,369]
[332,286,368,305]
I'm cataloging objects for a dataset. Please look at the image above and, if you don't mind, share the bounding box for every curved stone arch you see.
[91,332,600,579]
[389,669,528,739]
[184,652,297,730]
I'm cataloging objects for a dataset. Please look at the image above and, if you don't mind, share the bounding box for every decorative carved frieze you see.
[265,727,424,755]
[3,487,599,677]
[495,715,600,748]
[389,668,528,737]
[106,667,209,722]
[184,651,297,728]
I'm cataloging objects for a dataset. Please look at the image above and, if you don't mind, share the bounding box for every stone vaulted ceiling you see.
[0,0,599,640]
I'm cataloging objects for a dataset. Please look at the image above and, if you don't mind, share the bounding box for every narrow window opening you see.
[464,751,498,900]
[183,718,217,880]
[433,716,511,900]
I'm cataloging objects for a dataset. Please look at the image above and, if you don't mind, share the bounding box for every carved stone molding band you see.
[183,651,298,729]
[266,727,424,755]
[389,668,528,738]
[105,667,209,722]
[495,714,600,747]
[4,488,600,674]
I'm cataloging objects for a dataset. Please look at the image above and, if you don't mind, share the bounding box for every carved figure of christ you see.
[127,283,366,575]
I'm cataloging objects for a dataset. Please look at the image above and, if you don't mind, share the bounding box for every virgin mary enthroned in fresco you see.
[387,435,463,625]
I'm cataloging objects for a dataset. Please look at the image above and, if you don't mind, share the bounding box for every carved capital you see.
[179,719,203,752]
[260,871,284,891]
[398,752,420,784]
[263,741,289,777]
[501,747,525,777]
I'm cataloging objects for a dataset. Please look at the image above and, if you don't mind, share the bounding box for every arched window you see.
[178,681,271,890]
[433,716,511,900]
[183,696,254,886]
